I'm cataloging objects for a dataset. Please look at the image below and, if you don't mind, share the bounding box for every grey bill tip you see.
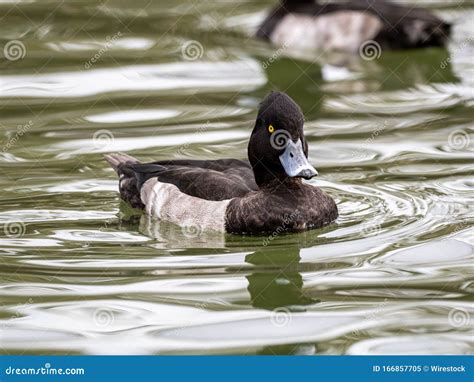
[279,138,318,179]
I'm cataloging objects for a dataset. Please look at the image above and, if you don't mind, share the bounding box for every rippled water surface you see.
[0,0,473,355]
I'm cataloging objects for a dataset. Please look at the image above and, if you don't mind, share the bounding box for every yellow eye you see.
[268,125,274,133]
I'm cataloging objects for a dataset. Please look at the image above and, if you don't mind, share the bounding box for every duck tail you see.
[104,153,144,209]
[104,152,140,173]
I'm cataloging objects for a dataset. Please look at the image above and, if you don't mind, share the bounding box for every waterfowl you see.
[257,0,450,53]
[105,91,338,234]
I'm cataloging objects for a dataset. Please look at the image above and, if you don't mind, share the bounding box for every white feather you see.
[271,11,382,53]
[140,178,230,232]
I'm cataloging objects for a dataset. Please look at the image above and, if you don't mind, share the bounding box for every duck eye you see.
[268,125,274,133]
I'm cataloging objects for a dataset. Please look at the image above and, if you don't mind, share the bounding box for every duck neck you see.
[253,168,303,190]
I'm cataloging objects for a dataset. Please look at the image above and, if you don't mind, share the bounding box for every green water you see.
[0,0,472,355]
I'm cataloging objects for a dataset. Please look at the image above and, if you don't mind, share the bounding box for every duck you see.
[104,91,338,234]
[256,0,450,53]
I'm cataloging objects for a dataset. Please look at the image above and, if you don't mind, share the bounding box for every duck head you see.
[248,91,318,187]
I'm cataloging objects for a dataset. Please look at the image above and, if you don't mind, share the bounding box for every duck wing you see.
[151,159,257,191]
[355,0,451,49]
[105,154,257,208]
[133,159,257,201]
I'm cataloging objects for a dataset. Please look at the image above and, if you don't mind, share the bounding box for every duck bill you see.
[279,139,318,179]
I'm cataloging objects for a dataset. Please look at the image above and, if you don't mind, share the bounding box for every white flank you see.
[270,11,382,53]
[140,178,230,232]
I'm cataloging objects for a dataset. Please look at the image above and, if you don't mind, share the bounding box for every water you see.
[0,0,473,355]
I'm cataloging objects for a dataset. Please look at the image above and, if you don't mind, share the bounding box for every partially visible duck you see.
[257,0,450,53]
[104,91,338,234]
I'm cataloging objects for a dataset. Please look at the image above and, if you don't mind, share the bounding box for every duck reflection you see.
[138,214,226,248]
[260,56,324,115]
[263,48,458,102]
[245,244,325,355]
[138,211,331,311]
[245,246,314,309]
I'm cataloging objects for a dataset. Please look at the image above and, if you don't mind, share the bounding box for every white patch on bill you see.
[270,11,382,53]
[140,178,230,232]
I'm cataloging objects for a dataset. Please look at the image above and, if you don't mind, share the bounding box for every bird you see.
[256,0,450,53]
[104,91,338,234]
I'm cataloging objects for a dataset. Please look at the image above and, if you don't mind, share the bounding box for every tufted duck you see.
[105,92,338,234]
